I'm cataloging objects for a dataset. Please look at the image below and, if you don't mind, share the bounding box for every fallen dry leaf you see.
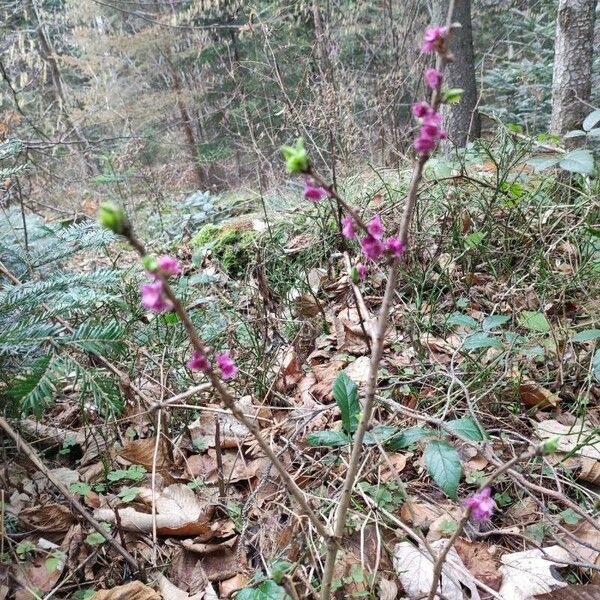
[536,419,600,460]
[94,484,216,536]
[393,540,481,600]
[91,581,161,600]
[158,576,204,600]
[219,574,249,598]
[454,539,502,591]
[188,397,258,450]
[498,546,569,600]
[19,503,78,532]
[518,379,560,410]
[559,518,600,572]
[118,436,169,469]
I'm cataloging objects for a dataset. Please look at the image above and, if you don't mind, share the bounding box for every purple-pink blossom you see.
[303,178,329,202]
[414,136,437,154]
[187,350,211,372]
[357,263,367,280]
[414,107,447,154]
[157,255,180,276]
[342,215,356,240]
[464,487,496,521]
[367,214,384,240]
[425,68,442,89]
[216,352,238,380]
[385,237,405,257]
[360,235,385,261]
[412,101,430,118]
[422,25,448,53]
[140,280,174,314]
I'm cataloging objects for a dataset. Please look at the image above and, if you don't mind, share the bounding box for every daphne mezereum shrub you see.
[97,19,500,599]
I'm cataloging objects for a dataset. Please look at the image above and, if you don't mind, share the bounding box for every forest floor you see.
[2,139,600,600]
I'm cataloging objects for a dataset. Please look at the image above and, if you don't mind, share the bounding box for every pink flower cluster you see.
[303,177,329,202]
[187,349,238,380]
[464,487,496,521]
[342,214,405,266]
[140,255,181,314]
[421,26,448,53]
[413,105,446,154]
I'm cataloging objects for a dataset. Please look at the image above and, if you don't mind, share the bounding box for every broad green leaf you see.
[559,149,595,175]
[70,482,92,496]
[563,130,586,139]
[448,312,478,329]
[363,425,400,445]
[465,231,486,248]
[483,315,510,331]
[528,157,559,171]
[424,440,462,499]
[463,332,502,350]
[305,431,350,447]
[518,310,551,332]
[442,88,464,104]
[593,350,600,383]
[572,329,600,343]
[583,109,600,132]
[559,508,581,525]
[118,487,139,502]
[445,416,488,441]
[386,426,434,450]
[85,532,106,546]
[333,372,360,434]
[236,580,289,600]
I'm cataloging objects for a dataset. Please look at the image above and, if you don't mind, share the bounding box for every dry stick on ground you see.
[318,4,456,598]
[0,416,142,576]
[122,229,331,543]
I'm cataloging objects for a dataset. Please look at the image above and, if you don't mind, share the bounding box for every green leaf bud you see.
[98,202,127,235]
[281,137,310,174]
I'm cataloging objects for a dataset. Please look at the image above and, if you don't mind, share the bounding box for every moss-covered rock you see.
[192,222,259,276]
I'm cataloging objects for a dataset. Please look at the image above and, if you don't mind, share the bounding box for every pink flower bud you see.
[341,215,356,239]
[367,214,384,240]
[464,487,496,521]
[424,68,442,89]
[421,25,448,53]
[157,256,180,276]
[303,178,328,202]
[357,263,367,279]
[385,237,405,257]
[412,101,430,118]
[360,235,385,261]
[216,352,238,380]
[414,135,437,154]
[187,350,211,372]
[140,280,174,314]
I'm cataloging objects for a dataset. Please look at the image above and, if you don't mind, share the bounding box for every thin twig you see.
[122,229,331,542]
[319,4,457,597]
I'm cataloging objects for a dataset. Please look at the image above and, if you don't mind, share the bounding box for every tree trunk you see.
[550,0,597,135]
[434,0,481,147]
[29,0,97,175]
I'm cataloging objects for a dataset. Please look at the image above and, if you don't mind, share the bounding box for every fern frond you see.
[0,270,120,311]
[8,354,57,417]
[0,321,63,354]
[65,321,125,355]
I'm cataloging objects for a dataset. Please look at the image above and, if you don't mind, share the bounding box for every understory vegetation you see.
[2,1,600,599]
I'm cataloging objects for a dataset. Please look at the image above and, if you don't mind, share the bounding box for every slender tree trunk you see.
[550,0,597,135]
[165,49,204,188]
[434,0,481,147]
[29,0,97,175]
